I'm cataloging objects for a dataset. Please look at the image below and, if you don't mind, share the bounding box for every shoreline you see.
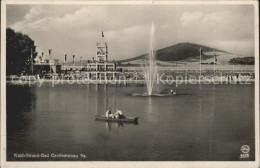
[6,78,254,85]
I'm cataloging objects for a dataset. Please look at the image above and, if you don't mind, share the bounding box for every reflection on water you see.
[7,83,255,161]
[105,122,124,132]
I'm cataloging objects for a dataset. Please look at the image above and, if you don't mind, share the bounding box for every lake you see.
[6,83,255,161]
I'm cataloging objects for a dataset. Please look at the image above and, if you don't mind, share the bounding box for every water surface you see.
[7,83,255,161]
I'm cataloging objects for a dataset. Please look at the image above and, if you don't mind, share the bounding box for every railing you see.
[96,42,107,47]
[34,62,57,66]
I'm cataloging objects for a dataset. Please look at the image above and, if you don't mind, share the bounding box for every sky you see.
[6,4,255,62]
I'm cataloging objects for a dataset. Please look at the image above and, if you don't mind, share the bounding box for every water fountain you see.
[143,23,157,96]
[132,23,176,97]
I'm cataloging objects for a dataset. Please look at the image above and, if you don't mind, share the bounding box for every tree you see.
[6,27,37,75]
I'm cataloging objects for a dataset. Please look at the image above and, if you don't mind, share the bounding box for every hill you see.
[118,42,227,63]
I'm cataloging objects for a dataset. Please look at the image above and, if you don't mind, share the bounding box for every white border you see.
[1,1,259,168]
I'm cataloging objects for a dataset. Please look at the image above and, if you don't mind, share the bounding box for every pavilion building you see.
[34,55,61,74]
[63,32,120,79]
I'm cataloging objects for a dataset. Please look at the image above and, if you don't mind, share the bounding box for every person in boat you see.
[170,89,176,95]
[170,89,174,94]
[105,108,113,118]
[114,109,125,119]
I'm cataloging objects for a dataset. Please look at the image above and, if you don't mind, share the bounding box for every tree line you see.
[229,57,254,65]
[6,27,37,75]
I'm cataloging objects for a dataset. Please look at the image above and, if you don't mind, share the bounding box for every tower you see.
[96,31,108,63]
[89,31,116,80]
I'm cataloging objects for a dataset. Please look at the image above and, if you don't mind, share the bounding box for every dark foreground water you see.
[7,83,255,161]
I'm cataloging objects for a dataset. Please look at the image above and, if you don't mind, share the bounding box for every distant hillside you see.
[118,42,227,63]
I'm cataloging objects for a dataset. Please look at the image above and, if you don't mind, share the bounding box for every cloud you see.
[178,8,254,55]
[7,4,255,60]
[180,11,204,25]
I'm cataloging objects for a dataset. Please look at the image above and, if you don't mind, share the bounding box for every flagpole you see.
[49,49,52,73]
[64,54,66,68]
[101,30,104,46]
[73,55,75,70]
[80,56,82,67]
[63,58,64,71]
[200,47,201,76]
[31,47,33,75]
[213,49,216,76]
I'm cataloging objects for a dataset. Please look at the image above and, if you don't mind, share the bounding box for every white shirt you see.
[117,110,123,115]
[105,110,111,117]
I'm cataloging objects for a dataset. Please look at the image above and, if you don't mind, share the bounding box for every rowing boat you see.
[95,115,138,123]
